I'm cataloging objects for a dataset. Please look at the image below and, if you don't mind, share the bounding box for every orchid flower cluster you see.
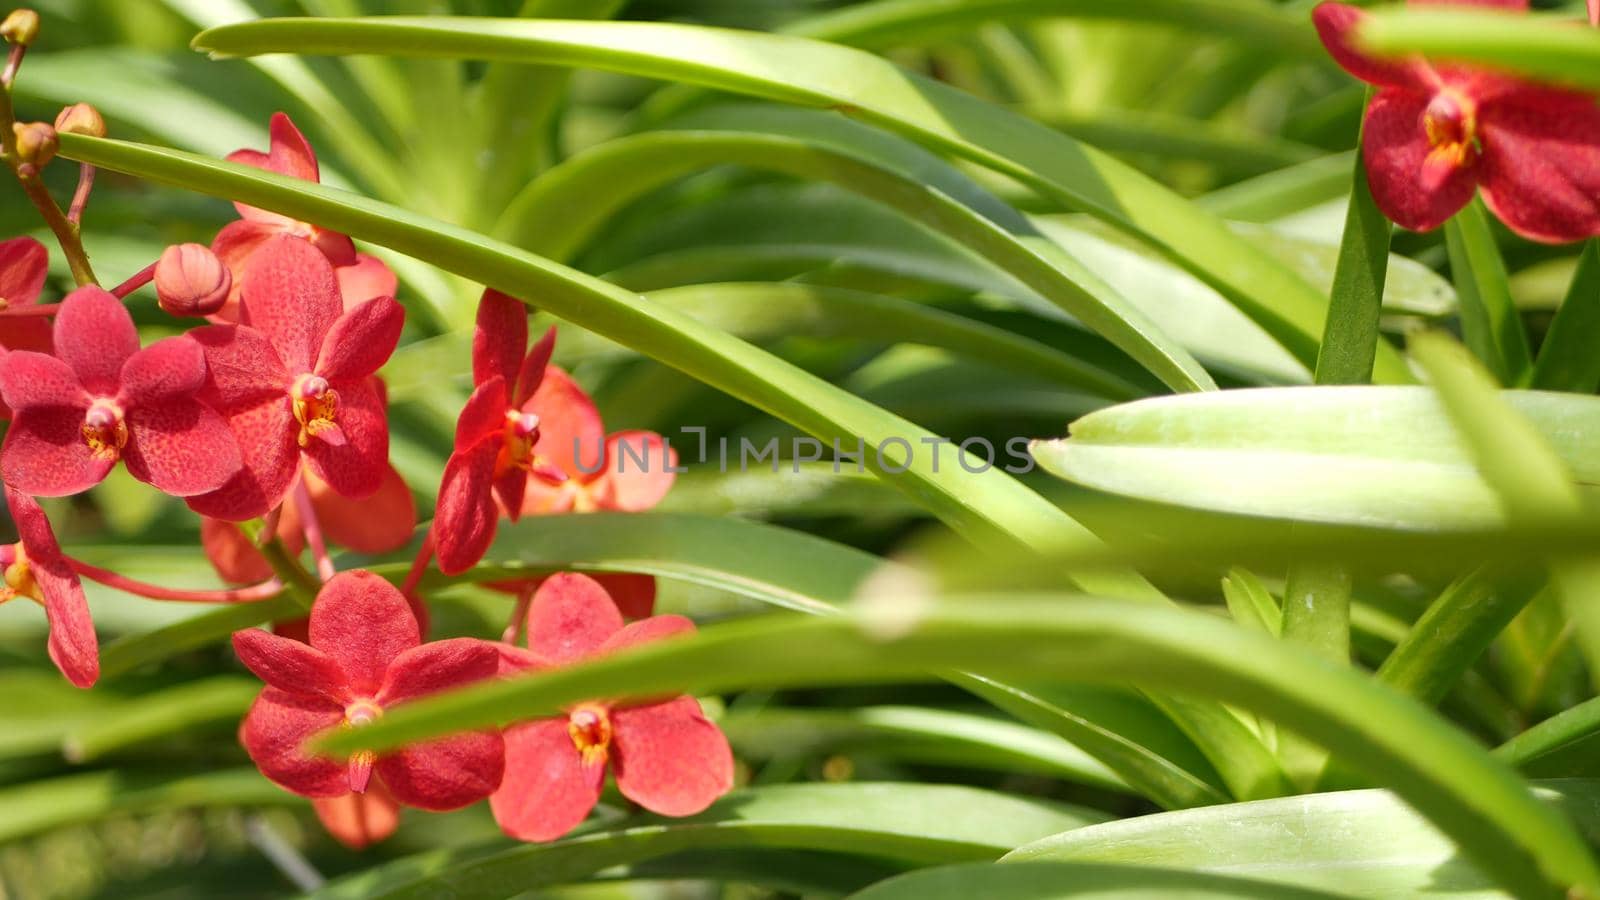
[0,12,725,848]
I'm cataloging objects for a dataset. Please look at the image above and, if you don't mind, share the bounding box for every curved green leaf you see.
[316,598,1600,899]
[1497,697,1600,778]
[308,783,1105,900]
[58,137,1150,592]
[0,768,297,844]
[60,676,259,763]
[96,596,300,681]
[849,862,1349,900]
[190,16,1413,383]
[1005,781,1600,899]
[1361,9,1600,92]
[1032,386,1600,530]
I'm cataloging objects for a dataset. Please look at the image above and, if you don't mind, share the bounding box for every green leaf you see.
[60,676,259,763]
[189,16,1413,383]
[1377,567,1524,706]
[721,705,1127,790]
[1444,202,1531,386]
[58,137,1152,593]
[1496,695,1600,778]
[314,599,1600,899]
[1032,386,1600,530]
[1197,152,1355,223]
[849,862,1349,900]
[95,596,300,681]
[1532,240,1600,393]
[496,105,1212,392]
[0,768,298,844]
[307,783,1105,900]
[1005,780,1600,900]
[1312,143,1392,387]
[1221,568,1281,636]
[1360,8,1600,93]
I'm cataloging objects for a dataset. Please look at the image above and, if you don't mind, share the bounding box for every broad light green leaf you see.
[308,783,1105,900]
[60,676,259,763]
[1361,9,1600,92]
[849,862,1348,900]
[190,16,1413,382]
[0,768,297,844]
[1005,781,1600,899]
[314,598,1600,899]
[1032,386,1600,530]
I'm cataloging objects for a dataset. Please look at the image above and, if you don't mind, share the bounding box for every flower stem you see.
[292,476,336,582]
[0,302,57,316]
[110,262,155,299]
[67,557,280,603]
[67,163,95,225]
[400,529,434,598]
[0,81,96,286]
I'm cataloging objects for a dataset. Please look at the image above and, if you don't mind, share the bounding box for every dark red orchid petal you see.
[519,479,577,516]
[523,366,606,485]
[7,487,97,688]
[600,614,696,656]
[596,432,677,512]
[123,396,241,497]
[52,286,138,396]
[473,289,528,391]
[375,729,504,812]
[300,375,388,499]
[240,236,342,375]
[1361,88,1479,233]
[232,627,350,702]
[310,230,358,267]
[378,638,500,706]
[612,696,733,817]
[0,236,47,308]
[119,334,208,403]
[308,570,420,697]
[434,438,500,576]
[0,349,88,412]
[1312,2,1435,92]
[265,112,320,182]
[1478,86,1600,244]
[185,394,298,521]
[306,463,416,554]
[593,574,657,621]
[496,643,543,676]
[312,783,400,849]
[188,324,289,403]
[455,377,509,452]
[239,686,348,798]
[491,719,605,842]
[2,405,111,497]
[512,327,557,409]
[315,295,404,384]
[492,465,528,525]
[335,254,397,313]
[210,218,280,323]
[1410,0,1526,7]
[0,317,53,356]
[526,573,624,665]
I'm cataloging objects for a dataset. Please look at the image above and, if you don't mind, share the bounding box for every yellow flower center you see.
[1423,90,1479,171]
[291,374,340,448]
[567,703,612,766]
[81,400,128,463]
[0,543,42,605]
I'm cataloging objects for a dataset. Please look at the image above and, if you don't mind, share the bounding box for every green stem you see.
[0,74,96,285]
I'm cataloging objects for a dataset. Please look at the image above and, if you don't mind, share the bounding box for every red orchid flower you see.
[518,366,677,516]
[313,784,401,850]
[491,573,733,842]
[0,287,241,498]
[232,570,504,810]
[1314,0,1600,242]
[187,236,403,521]
[0,235,53,355]
[434,290,567,574]
[212,113,356,320]
[1,487,96,687]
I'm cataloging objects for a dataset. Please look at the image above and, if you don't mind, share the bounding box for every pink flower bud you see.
[53,103,105,138]
[1,9,39,46]
[155,243,231,317]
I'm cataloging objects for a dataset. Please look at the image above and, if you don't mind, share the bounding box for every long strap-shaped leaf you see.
[188,16,1411,383]
[498,106,1213,391]
[57,135,1145,593]
[315,598,1600,900]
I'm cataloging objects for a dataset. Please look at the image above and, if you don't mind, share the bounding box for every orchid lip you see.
[567,703,613,765]
[81,399,129,462]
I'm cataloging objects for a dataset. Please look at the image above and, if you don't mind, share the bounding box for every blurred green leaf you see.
[849,861,1348,899]
[0,768,297,844]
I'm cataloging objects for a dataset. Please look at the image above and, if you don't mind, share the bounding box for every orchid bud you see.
[155,243,231,317]
[11,121,55,168]
[53,103,104,139]
[0,9,38,46]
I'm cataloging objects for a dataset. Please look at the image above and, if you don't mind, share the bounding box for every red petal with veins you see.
[308,570,419,696]
[232,627,350,702]
[375,728,505,812]
[336,254,397,312]
[120,337,242,496]
[600,614,695,656]
[2,405,111,497]
[307,463,416,554]
[455,378,509,452]
[301,375,388,499]
[595,574,657,620]
[1478,85,1600,244]
[8,487,97,688]
[311,230,358,267]
[189,324,289,403]
[210,219,280,323]
[240,236,342,375]
[492,466,528,525]
[497,643,543,676]
[119,335,207,402]
[52,287,138,396]
[266,112,320,182]
[527,573,624,665]
[239,687,348,798]
[612,697,733,817]
[313,784,400,849]
[315,295,404,384]
[524,366,606,482]
[434,438,500,575]
[185,394,298,521]
[0,350,88,412]
[377,638,500,706]
[512,326,557,408]
[0,236,47,307]
[1361,88,1479,233]
[597,432,677,511]
[0,317,53,356]
[473,289,528,390]
[491,719,605,842]
[1312,3,1435,92]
